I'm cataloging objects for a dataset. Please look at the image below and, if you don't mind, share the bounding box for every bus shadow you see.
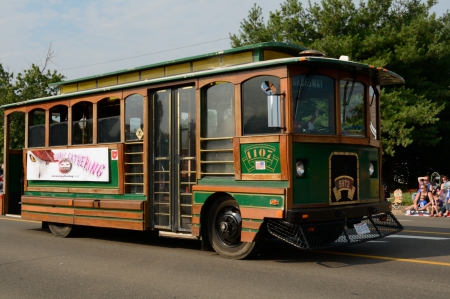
[33,223,450,265]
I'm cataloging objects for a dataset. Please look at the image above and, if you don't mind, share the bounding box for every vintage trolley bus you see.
[0,42,403,259]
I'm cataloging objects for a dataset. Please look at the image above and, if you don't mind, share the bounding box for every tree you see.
[0,45,65,163]
[230,0,450,187]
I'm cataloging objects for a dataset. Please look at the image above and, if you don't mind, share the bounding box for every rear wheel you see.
[48,223,75,238]
[208,197,262,259]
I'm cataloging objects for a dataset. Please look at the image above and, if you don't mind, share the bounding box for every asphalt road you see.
[0,214,449,299]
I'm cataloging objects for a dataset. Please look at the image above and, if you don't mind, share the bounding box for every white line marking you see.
[386,235,450,240]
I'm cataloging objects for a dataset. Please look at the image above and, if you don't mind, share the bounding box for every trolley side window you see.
[242,75,281,135]
[28,108,46,148]
[200,82,235,176]
[72,101,93,145]
[340,79,365,137]
[125,94,144,141]
[98,97,121,143]
[292,74,335,135]
[49,105,68,146]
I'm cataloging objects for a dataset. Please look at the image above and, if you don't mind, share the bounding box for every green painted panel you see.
[197,177,288,188]
[240,143,281,174]
[292,143,380,205]
[193,191,284,208]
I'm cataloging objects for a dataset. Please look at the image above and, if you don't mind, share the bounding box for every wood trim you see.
[21,211,73,224]
[45,110,50,147]
[120,93,125,143]
[143,94,149,197]
[73,199,94,207]
[4,106,27,116]
[240,207,283,219]
[198,66,287,88]
[292,135,377,147]
[241,231,257,243]
[195,87,202,181]
[0,195,3,215]
[23,150,28,192]
[67,106,72,145]
[234,83,242,137]
[26,100,70,112]
[122,87,147,98]
[92,102,98,143]
[191,226,200,237]
[117,143,125,195]
[192,185,285,195]
[279,135,288,180]
[192,204,202,214]
[192,216,200,224]
[98,200,144,210]
[280,76,288,133]
[233,138,242,180]
[21,196,73,206]
[22,204,74,215]
[241,174,282,180]
[68,188,120,194]
[237,135,280,144]
[369,139,381,147]
[74,209,143,220]
[24,111,29,148]
[73,217,143,230]
[242,220,262,230]
[69,91,123,105]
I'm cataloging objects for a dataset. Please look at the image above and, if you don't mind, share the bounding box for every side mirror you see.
[261,81,283,128]
[267,94,282,128]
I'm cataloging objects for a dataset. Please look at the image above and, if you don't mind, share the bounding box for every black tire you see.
[48,223,75,238]
[208,197,262,259]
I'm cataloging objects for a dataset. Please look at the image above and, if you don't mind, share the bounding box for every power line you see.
[59,37,230,71]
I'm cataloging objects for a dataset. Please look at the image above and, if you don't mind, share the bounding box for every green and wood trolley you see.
[0,42,404,259]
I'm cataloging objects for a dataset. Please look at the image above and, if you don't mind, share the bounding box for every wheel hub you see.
[216,207,242,246]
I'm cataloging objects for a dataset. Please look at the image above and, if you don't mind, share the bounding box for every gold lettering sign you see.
[242,145,279,172]
[333,175,356,201]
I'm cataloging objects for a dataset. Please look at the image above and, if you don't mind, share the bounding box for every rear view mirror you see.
[267,95,281,127]
[261,81,282,128]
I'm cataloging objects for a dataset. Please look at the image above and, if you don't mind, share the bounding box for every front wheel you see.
[48,223,75,238]
[208,198,262,259]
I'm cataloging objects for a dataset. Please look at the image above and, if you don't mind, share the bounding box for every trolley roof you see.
[0,42,404,110]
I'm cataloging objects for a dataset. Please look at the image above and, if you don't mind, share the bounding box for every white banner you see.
[27,148,110,182]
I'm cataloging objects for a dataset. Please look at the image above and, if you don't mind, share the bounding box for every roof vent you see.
[299,50,326,57]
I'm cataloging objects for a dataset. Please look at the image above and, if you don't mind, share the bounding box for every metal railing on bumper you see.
[267,212,403,249]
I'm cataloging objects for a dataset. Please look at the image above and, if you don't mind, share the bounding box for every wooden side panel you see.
[73,217,143,230]
[99,200,144,210]
[240,207,283,219]
[21,196,73,206]
[21,212,73,224]
[191,226,200,237]
[241,231,257,243]
[22,204,74,215]
[192,216,200,224]
[74,209,143,220]
[192,204,202,214]
[242,220,262,230]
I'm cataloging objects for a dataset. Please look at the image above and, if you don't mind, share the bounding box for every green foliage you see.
[0,63,65,163]
[230,0,450,187]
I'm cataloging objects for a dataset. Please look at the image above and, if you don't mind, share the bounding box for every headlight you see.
[369,162,374,176]
[296,161,305,177]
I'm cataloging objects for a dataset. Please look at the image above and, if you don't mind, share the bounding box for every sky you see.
[0,0,448,81]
